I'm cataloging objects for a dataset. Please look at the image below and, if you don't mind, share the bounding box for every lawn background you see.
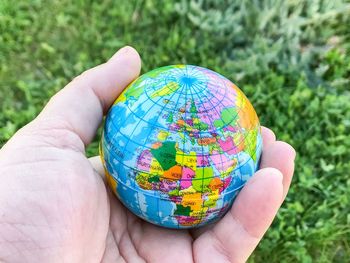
[1,0,350,262]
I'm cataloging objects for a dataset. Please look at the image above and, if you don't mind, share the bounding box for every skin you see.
[0,46,295,263]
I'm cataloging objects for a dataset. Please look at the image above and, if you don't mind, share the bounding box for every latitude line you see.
[102,137,262,181]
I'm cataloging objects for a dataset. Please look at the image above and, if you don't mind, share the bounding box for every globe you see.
[100,65,262,229]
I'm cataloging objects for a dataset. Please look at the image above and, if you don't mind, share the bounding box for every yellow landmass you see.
[179,186,197,195]
[191,207,208,217]
[178,133,185,140]
[150,81,179,98]
[113,82,132,104]
[157,130,169,141]
[182,192,203,211]
[99,141,118,193]
[136,172,153,190]
[114,93,127,104]
[105,169,117,193]
[150,158,164,175]
[220,159,237,177]
[204,189,220,208]
[232,84,259,130]
[245,127,259,161]
[176,150,197,171]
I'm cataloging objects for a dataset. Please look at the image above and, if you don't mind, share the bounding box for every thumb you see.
[34,46,141,148]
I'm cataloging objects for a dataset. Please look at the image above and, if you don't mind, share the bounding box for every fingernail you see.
[109,46,136,63]
[289,145,296,161]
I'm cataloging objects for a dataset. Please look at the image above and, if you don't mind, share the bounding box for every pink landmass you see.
[196,66,237,108]
[218,136,241,155]
[223,125,238,133]
[180,167,195,189]
[160,179,177,192]
[197,92,236,129]
[199,101,221,120]
[210,150,236,172]
[176,216,199,225]
[136,149,152,171]
[169,196,182,203]
[220,176,232,194]
[197,155,210,167]
[169,123,181,131]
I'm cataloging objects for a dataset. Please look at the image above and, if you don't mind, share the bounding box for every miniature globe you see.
[100,65,262,229]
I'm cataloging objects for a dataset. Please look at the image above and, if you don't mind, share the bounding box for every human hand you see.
[0,46,295,263]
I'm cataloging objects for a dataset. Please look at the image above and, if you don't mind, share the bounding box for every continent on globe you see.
[100,65,262,229]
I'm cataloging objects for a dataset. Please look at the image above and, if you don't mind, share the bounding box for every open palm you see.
[0,47,295,263]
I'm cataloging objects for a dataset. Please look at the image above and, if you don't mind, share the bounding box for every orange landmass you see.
[198,137,217,146]
[163,165,182,181]
[208,177,223,191]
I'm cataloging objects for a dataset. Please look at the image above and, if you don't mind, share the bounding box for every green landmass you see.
[192,167,214,192]
[174,204,192,216]
[213,107,238,128]
[150,141,177,171]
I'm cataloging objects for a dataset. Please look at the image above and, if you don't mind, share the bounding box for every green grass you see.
[1,0,350,262]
